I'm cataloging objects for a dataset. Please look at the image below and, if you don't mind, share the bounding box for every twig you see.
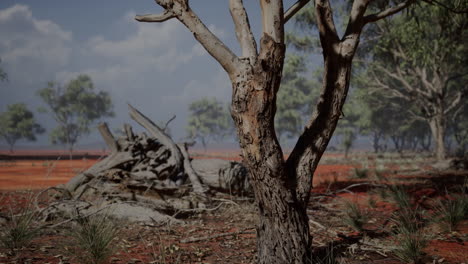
[163,115,176,132]
[171,202,226,218]
[180,228,255,243]
[309,218,326,229]
[210,197,240,206]
[34,187,72,211]
[335,183,386,194]
[45,157,61,178]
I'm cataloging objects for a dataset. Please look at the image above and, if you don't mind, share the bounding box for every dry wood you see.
[180,228,255,243]
[98,122,119,152]
[178,143,206,194]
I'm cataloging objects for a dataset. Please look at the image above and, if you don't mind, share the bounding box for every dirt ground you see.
[0,152,467,264]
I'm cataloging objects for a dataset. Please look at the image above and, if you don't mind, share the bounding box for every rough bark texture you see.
[230,34,312,263]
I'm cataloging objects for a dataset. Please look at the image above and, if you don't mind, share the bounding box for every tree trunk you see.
[230,35,312,263]
[429,114,446,161]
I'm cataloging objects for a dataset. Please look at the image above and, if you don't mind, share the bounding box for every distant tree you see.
[335,97,359,158]
[187,97,232,150]
[0,103,44,152]
[276,55,319,141]
[0,58,7,82]
[363,3,468,160]
[37,75,114,157]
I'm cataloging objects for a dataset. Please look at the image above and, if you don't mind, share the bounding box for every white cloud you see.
[86,15,218,73]
[0,5,72,71]
[161,69,231,109]
[0,4,233,143]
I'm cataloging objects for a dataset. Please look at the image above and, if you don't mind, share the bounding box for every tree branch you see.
[163,115,176,132]
[444,91,463,115]
[135,10,176,22]
[260,0,284,43]
[422,0,468,14]
[284,0,311,24]
[364,0,415,24]
[315,0,339,52]
[229,0,258,62]
[138,0,241,75]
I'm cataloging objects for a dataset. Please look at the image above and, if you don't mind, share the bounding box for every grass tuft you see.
[0,199,40,254]
[433,192,468,232]
[67,212,119,264]
[393,230,428,264]
[311,243,342,264]
[342,200,368,231]
[388,185,412,210]
[350,168,369,179]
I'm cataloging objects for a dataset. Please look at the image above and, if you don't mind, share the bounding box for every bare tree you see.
[135,0,419,263]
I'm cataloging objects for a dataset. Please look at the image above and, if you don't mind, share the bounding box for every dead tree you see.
[58,105,250,224]
[135,0,418,263]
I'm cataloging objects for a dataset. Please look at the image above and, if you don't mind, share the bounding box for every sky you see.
[0,0,313,150]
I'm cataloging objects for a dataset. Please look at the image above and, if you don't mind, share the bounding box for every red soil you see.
[0,153,355,190]
[1,151,466,264]
[0,159,95,190]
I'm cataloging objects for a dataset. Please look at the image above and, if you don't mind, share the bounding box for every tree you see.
[0,103,44,152]
[37,75,114,157]
[336,100,359,158]
[186,97,232,150]
[362,3,468,160]
[275,55,319,141]
[134,0,458,263]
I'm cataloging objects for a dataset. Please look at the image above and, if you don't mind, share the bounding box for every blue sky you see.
[0,0,315,150]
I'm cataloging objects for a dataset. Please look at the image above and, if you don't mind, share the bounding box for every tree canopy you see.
[360,2,468,159]
[0,103,44,152]
[37,74,114,155]
[187,97,232,150]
